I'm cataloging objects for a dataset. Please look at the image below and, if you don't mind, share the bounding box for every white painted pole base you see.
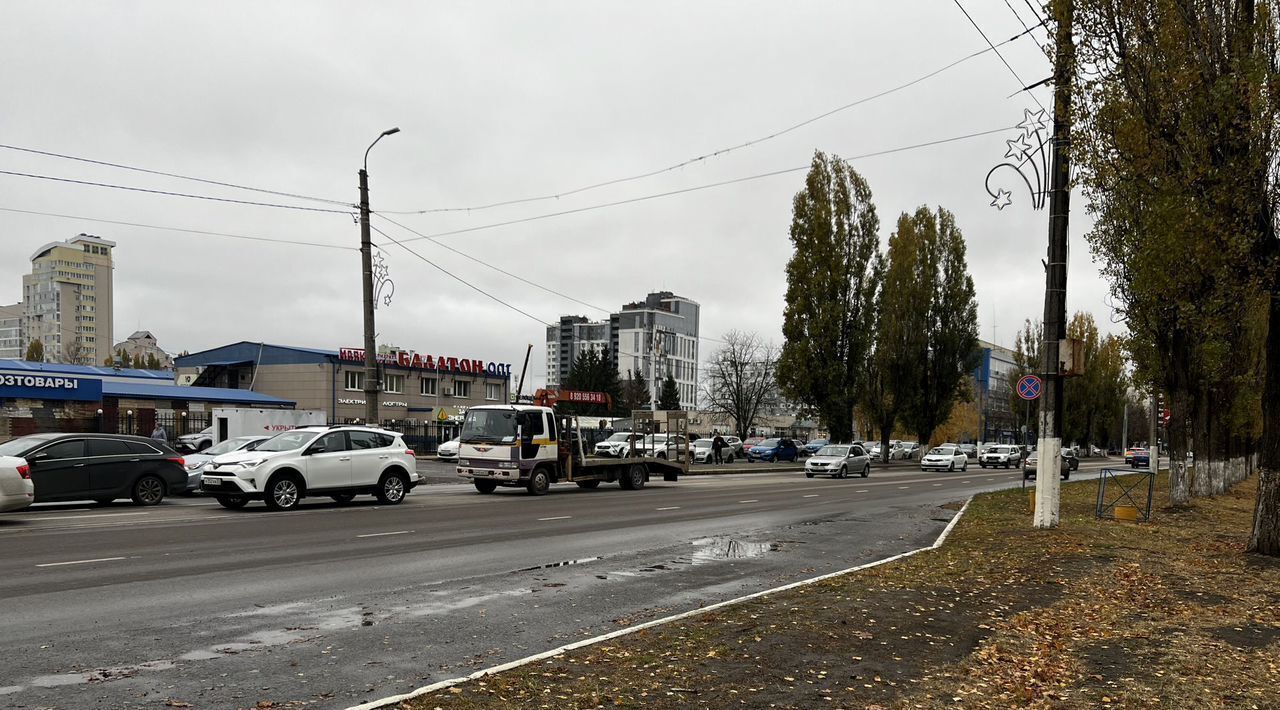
[1034,426,1061,528]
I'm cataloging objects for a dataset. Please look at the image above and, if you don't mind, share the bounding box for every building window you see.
[454,381,471,398]
[384,374,404,394]
[420,377,437,396]
[485,383,502,401]
[344,370,364,391]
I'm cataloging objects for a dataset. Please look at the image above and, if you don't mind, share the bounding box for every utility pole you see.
[358,128,400,426]
[1034,0,1074,529]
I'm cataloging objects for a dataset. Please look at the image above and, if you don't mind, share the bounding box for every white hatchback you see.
[0,455,34,513]
[920,445,968,472]
[200,426,419,510]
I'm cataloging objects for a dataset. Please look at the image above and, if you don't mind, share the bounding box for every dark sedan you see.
[0,433,187,506]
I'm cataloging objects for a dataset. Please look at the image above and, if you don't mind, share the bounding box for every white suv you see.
[200,426,419,510]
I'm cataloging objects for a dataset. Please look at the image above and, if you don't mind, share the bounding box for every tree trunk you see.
[879,424,893,464]
[1168,392,1192,506]
[1249,292,1280,555]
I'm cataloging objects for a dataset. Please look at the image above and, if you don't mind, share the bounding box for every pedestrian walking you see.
[150,423,167,444]
[712,433,726,464]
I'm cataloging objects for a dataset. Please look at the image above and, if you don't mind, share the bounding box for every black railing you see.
[377,420,460,455]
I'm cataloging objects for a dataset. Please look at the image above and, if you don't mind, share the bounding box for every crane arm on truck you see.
[531,388,613,411]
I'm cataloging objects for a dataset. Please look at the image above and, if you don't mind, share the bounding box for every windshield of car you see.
[693,439,714,448]
[758,438,780,447]
[0,434,54,457]
[203,437,259,456]
[930,446,956,455]
[254,430,320,452]
[817,445,849,457]
[461,409,518,443]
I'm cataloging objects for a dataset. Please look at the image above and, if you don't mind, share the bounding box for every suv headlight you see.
[237,458,267,469]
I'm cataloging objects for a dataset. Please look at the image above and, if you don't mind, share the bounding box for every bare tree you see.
[702,331,780,441]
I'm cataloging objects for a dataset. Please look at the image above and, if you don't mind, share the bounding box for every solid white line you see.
[655,506,680,511]
[537,516,572,521]
[36,556,127,568]
[348,497,975,710]
[738,499,758,503]
[20,511,149,522]
[356,530,413,538]
[802,494,819,498]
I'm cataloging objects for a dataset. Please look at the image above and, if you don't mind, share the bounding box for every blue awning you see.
[101,381,294,406]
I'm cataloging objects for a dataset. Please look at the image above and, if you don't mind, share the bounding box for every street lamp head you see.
[364,127,401,170]
[381,127,401,137]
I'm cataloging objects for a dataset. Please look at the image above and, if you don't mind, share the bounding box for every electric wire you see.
[0,143,353,208]
[951,0,1048,112]
[0,205,355,250]
[380,125,1017,245]
[368,223,553,327]
[1002,0,1032,32]
[1022,0,1049,25]
[0,169,355,215]
[377,23,1045,216]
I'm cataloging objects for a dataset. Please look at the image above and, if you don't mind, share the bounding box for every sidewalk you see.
[399,470,1279,709]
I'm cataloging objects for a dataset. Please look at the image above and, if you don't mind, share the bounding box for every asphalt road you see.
[0,457,1118,709]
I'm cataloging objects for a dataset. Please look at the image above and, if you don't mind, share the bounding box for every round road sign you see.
[1017,374,1042,401]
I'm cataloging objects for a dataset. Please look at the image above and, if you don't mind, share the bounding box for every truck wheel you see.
[474,480,498,494]
[575,480,600,489]
[526,468,551,496]
[619,463,646,490]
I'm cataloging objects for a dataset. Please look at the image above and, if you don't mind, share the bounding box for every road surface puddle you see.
[689,538,780,564]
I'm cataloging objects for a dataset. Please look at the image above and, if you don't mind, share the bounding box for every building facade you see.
[974,339,1021,444]
[0,303,21,360]
[112,330,174,369]
[3,234,116,366]
[175,342,513,424]
[547,291,700,409]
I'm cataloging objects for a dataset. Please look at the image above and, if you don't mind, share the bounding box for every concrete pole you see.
[359,167,379,426]
[1033,0,1074,529]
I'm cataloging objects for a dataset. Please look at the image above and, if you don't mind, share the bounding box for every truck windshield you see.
[461,409,517,443]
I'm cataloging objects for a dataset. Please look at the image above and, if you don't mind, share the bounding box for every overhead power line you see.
[0,169,354,215]
[377,23,1044,216]
[1022,0,1049,25]
[0,143,353,208]
[0,205,355,250]
[368,223,553,327]
[380,125,1016,245]
[951,0,1048,112]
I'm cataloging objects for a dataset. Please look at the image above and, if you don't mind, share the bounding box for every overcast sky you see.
[0,1,1118,388]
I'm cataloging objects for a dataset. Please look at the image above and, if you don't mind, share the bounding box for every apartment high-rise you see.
[0,303,22,360]
[547,291,700,410]
[12,234,116,365]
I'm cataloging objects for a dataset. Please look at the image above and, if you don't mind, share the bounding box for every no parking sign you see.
[1017,374,1042,401]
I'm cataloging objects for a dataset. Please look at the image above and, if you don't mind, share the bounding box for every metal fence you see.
[376,420,460,455]
[109,411,212,448]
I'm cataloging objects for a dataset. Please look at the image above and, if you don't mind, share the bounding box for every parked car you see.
[979,444,1023,469]
[594,432,644,458]
[200,425,419,510]
[691,438,737,464]
[637,434,687,459]
[920,445,968,472]
[742,437,765,453]
[1023,450,1074,480]
[0,455,34,512]
[177,426,215,453]
[1089,445,1105,457]
[804,444,871,478]
[437,437,460,461]
[0,433,186,506]
[868,440,898,460]
[894,442,921,461]
[1123,448,1137,465]
[958,443,978,459]
[803,439,830,456]
[180,435,269,493]
[747,438,799,463]
[723,436,744,457]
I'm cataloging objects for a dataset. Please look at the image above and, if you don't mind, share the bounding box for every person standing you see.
[712,433,726,464]
[150,423,167,444]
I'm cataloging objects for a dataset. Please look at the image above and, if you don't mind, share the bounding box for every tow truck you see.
[455,388,688,495]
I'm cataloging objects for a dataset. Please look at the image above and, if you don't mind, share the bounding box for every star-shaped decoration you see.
[990,188,1013,210]
[1018,108,1048,139]
[1005,134,1033,161]
[371,251,390,283]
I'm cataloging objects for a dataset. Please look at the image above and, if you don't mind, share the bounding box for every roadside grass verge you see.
[405,472,1280,709]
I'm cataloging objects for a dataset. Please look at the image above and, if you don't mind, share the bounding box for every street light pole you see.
[359,127,400,426]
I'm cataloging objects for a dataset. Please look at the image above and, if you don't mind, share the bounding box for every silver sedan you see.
[805,444,871,478]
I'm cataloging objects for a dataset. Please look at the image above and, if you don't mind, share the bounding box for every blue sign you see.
[0,373,103,402]
[1017,374,1042,401]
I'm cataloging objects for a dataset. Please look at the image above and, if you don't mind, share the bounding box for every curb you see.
[346,496,975,710]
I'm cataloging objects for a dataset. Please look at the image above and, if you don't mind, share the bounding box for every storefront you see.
[174,342,512,424]
[0,359,294,442]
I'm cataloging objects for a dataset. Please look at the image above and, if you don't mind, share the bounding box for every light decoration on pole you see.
[985,108,1051,211]
[372,248,395,309]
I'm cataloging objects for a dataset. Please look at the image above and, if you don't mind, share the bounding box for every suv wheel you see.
[330,492,357,504]
[217,495,249,509]
[131,475,166,506]
[264,474,302,511]
[376,472,409,504]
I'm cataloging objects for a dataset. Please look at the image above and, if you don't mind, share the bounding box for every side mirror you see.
[307,445,326,455]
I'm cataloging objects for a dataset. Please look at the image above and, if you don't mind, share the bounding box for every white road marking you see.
[933,483,944,487]
[356,530,413,538]
[738,499,759,503]
[802,494,819,498]
[962,480,972,483]
[855,490,869,493]
[537,516,572,521]
[986,478,995,481]
[898,486,910,489]
[655,506,681,511]
[36,556,127,568]
[20,511,149,522]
